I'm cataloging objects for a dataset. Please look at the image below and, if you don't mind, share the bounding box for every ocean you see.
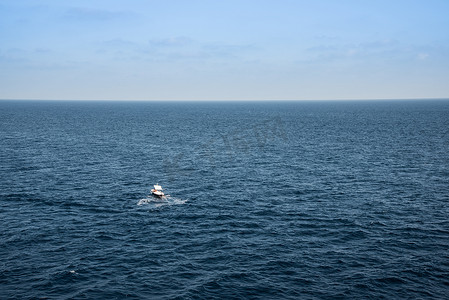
[1,100,448,299]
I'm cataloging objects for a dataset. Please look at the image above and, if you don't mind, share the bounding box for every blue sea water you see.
[1,100,449,299]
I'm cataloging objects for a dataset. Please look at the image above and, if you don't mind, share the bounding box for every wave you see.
[137,196,187,208]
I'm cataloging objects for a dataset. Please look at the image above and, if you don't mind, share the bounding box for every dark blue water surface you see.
[1,100,449,299]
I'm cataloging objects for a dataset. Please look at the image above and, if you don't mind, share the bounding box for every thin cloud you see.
[0,48,30,64]
[64,7,135,22]
[97,36,259,63]
[418,53,429,60]
[151,40,259,62]
[302,39,415,64]
[148,37,194,48]
[202,43,259,55]
[101,38,139,48]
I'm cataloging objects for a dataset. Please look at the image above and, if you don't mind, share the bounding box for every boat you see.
[150,184,165,197]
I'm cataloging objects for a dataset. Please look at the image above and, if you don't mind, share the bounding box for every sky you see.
[0,0,448,101]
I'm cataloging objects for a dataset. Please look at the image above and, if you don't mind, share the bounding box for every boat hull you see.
[151,189,165,197]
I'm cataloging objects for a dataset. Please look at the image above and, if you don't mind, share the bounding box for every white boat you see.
[151,184,165,197]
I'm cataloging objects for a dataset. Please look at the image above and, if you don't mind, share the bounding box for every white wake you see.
[137,196,187,208]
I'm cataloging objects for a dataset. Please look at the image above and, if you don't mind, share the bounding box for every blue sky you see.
[1,0,448,100]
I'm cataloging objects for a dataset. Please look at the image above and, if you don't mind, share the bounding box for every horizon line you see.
[1,97,449,102]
